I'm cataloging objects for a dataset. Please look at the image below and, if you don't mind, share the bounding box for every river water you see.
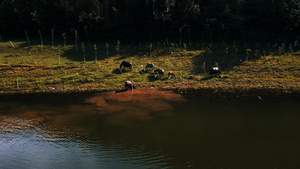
[0,90,299,169]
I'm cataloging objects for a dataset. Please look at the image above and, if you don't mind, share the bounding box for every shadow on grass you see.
[139,68,154,75]
[191,45,262,76]
[139,69,146,75]
[13,39,39,49]
[112,68,122,74]
[65,45,155,65]
[200,76,214,81]
[4,54,17,57]
[147,75,157,82]
[11,40,271,77]
[200,75,229,81]
[116,54,136,61]
[61,44,121,62]
[111,68,133,74]
[147,75,168,82]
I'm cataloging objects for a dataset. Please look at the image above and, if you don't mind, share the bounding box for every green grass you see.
[0,40,299,97]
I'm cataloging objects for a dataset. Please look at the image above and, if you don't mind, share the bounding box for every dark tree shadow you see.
[13,40,41,49]
[191,44,263,76]
[61,46,90,62]
[116,54,133,61]
[60,43,121,62]
[5,54,16,57]
[14,41,30,49]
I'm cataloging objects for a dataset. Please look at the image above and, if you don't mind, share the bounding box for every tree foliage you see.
[0,0,299,39]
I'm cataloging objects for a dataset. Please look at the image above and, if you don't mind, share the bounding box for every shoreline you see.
[1,86,299,100]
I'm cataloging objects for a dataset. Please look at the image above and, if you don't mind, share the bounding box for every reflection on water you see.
[0,90,300,169]
[0,90,188,169]
[86,90,185,127]
[0,90,185,132]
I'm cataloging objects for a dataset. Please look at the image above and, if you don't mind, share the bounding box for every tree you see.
[272,0,300,30]
[0,0,17,34]
[243,0,300,31]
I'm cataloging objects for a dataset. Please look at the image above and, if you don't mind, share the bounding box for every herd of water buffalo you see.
[120,60,222,90]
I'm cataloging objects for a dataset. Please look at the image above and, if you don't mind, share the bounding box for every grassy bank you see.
[0,40,299,98]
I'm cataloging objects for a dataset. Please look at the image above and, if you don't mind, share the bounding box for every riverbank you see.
[0,40,299,99]
[1,86,299,101]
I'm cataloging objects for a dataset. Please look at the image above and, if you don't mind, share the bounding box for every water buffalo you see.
[146,63,154,69]
[120,61,132,70]
[125,81,136,90]
[168,71,175,77]
[154,68,164,77]
[210,66,222,77]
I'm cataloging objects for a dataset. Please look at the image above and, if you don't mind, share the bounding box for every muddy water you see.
[0,90,300,169]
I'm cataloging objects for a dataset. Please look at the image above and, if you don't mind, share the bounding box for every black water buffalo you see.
[125,81,136,90]
[120,61,132,70]
[146,63,154,69]
[168,71,175,77]
[154,68,164,77]
[210,66,222,77]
